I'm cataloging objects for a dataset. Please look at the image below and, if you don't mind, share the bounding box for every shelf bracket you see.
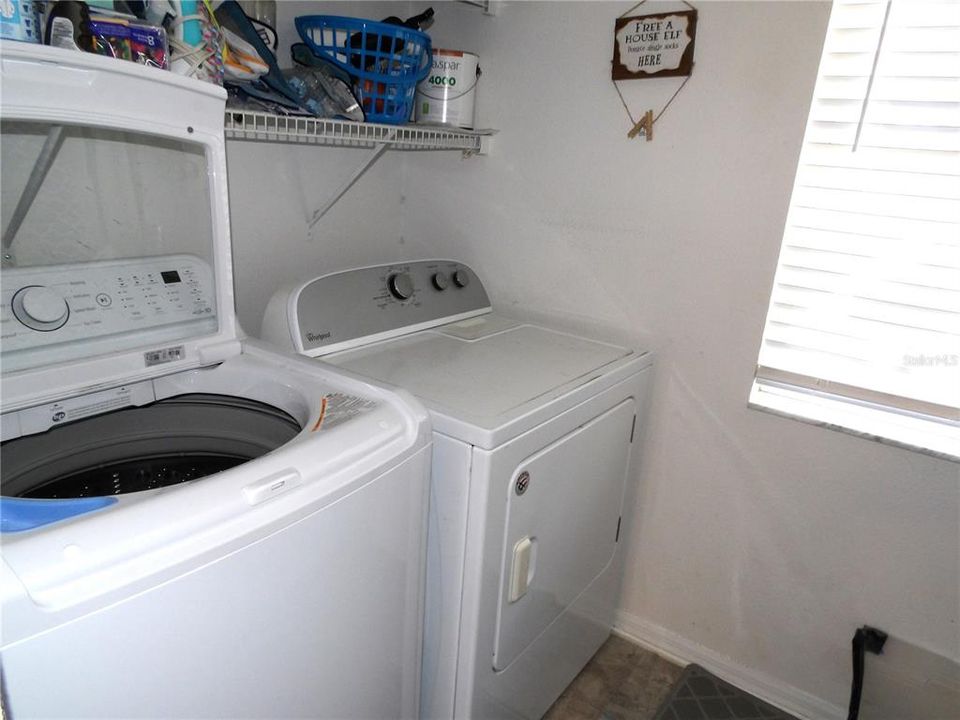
[308,133,395,227]
[3,124,65,267]
[472,133,494,156]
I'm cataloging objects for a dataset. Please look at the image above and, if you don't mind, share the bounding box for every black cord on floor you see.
[847,625,888,720]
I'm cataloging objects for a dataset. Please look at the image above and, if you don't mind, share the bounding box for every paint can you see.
[415,49,480,129]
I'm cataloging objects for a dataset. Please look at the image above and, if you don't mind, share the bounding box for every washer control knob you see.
[452,269,470,288]
[12,286,70,331]
[432,272,449,291]
[388,272,415,301]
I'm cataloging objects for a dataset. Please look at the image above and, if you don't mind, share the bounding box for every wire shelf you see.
[223,110,490,153]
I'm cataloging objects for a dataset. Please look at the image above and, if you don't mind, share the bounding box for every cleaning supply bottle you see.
[44,0,94,51]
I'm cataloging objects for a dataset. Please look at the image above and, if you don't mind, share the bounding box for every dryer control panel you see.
[1,255,217,371]
[265,260,492,357]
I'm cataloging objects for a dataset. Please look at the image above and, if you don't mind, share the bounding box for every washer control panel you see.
[283,260,491,356]
[1,255,216,359]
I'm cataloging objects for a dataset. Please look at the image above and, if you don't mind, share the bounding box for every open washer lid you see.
[1,45,239,413]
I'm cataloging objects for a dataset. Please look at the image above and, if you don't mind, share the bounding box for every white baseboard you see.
[614,610,846,720]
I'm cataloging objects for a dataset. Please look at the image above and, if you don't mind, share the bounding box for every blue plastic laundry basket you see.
[295,15,432,125]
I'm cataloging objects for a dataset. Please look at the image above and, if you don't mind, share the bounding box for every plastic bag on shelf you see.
[221,25,268,81]
[44,1,169,70]
[282,65,363,122]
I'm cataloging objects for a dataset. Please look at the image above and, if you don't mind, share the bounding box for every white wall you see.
[225,1,960,715]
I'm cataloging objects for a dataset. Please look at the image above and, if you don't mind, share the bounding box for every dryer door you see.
[492,399,634,671]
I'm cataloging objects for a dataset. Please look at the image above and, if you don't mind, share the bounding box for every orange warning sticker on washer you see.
[312,393,377,432]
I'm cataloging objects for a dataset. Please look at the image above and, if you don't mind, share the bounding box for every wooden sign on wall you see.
[612,9,697,80]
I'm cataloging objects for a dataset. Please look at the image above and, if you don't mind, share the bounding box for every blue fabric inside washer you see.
[0,496,117,533]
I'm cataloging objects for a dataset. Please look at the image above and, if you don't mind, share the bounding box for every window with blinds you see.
[750,0,960,459]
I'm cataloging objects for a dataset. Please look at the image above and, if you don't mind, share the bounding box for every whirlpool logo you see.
[307,331,332,343]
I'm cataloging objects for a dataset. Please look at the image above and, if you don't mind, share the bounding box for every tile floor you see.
[543,635,685,720]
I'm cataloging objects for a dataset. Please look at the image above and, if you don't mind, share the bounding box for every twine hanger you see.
[613,0,696,141]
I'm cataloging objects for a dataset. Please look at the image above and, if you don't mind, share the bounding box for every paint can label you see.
[415,49,480,130]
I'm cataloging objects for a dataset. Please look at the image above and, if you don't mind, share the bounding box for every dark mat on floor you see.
[651,664,800,720]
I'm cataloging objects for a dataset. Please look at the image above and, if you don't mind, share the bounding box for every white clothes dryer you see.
[262,260,654,719]
[0,46,430,719]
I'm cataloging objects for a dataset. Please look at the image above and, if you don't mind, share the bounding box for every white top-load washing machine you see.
[0,46,430,719]
[261,260,654,719]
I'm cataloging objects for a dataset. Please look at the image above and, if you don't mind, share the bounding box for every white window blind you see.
[751,0,960,458]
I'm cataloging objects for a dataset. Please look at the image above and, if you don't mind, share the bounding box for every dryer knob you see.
[432,272,449,291]
[452,269,470,288]
[388,272,415,301]
[13,286,70,331]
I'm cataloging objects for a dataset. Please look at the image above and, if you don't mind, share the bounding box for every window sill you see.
[749,380,960,463]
